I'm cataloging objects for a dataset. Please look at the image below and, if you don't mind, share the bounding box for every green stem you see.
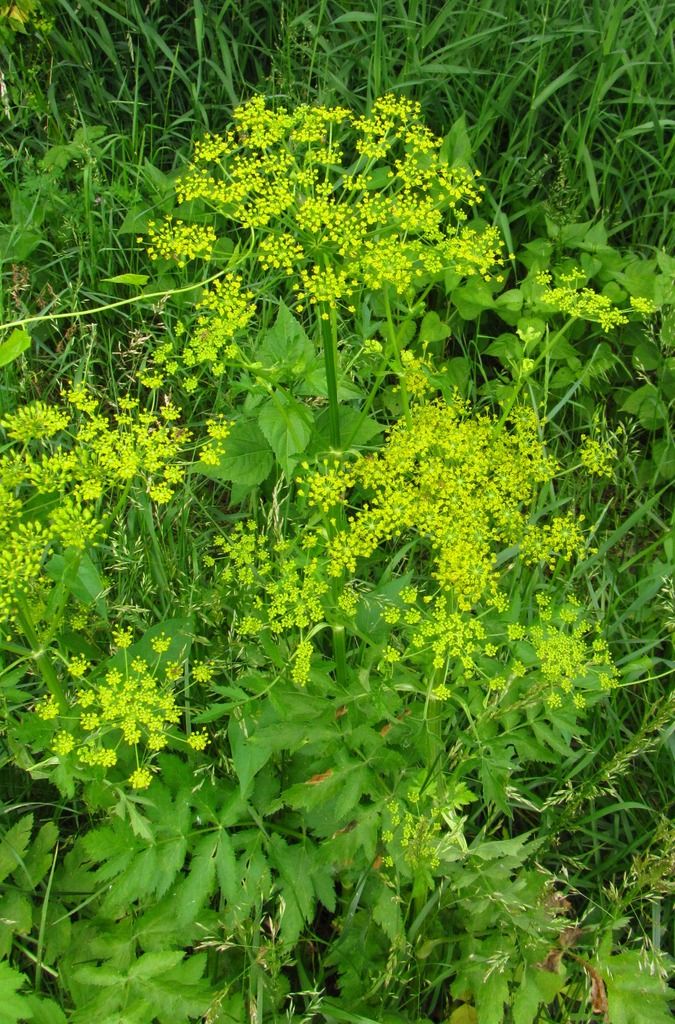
[0,268,233,334]
[383,289,412,427]
[15,597,67,713]
[320,305,341,450]
[317,304,348,687]
[494,317,575,434]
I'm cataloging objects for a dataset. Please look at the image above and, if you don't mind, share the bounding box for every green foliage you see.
[0,5,673,1023]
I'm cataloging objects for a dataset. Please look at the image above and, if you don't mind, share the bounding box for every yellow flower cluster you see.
[545,286,628,330]
[144,217,217,267]
[184,275,256,372]
[0,401,69,442]
[301,398,574,612]
[411,602,488,672]
[199,415,234,466]
[383,798,442,870]
[291,638,313,686]
[32,623,217,788]
[296,458,358,511]
[526,599,619,707]
[213,522,328,635]
[0,389,189,624]
[34,639,204,788]
[520,511,590,570]
[145,93,507,367]
[579,435,615,477]
[207,522,330,683]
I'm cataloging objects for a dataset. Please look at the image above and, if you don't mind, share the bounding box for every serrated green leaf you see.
[23,995,67,1024]
[512,967,566,1024]
[0,960,32,1024]
[0,893,32,957]
[101,845,159,915]
[257,301,314,373]
[0,816,33,885]
[215,831,239,906]
[69,964,123,987]
[475,966,509,1024]
[600,949,674,1024]
[0,329,31,367]
[257,390,313,476]
[372,885,402,941]
[228,717,272,798]
[272,836,315,944]
[127,950,185,981]
[173,834,217,928]
[196,417,273,485]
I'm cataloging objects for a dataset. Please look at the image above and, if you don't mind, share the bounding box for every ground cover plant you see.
[0,3,673,1023]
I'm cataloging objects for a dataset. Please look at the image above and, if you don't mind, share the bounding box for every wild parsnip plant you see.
[1,11,674,1023]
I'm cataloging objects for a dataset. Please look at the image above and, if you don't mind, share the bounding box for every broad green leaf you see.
[196,417,273,485]
[257,301,314,373]
[100,845,159,915]
[228,717,272,798]
[372,885,402,941]
[215,831,239,906]
[600,949,674,1024]
[441,114,473,166]
[494,289,523,315]
[69,964,123,987]
[620,383,668,429]
[451,278,495,319]
[296,361,364,400]
[512,967,566,1024]
[0,329,31,367]
[485,334,522,366]
[448,1007,478,1024]
[418,310,451,344]
[257,389,313,475]
[312,406,382,452]
[44,551,107,617]
[516,316,546,346]
[475,965,510,1024]
[0,893,32,957]
[0,226,42,261]
[20,821,58,888]
[118,206,152,235]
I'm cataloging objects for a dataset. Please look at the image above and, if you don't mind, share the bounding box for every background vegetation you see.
[0,1,673,1022]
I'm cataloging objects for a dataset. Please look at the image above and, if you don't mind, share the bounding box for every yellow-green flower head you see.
[147,93,506,374]
[544,286,628,330]
[579,434,615,478]
[0,402,69,442]
[0,390,190,624]
[299,397,575,612]
[145,216,217,267]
